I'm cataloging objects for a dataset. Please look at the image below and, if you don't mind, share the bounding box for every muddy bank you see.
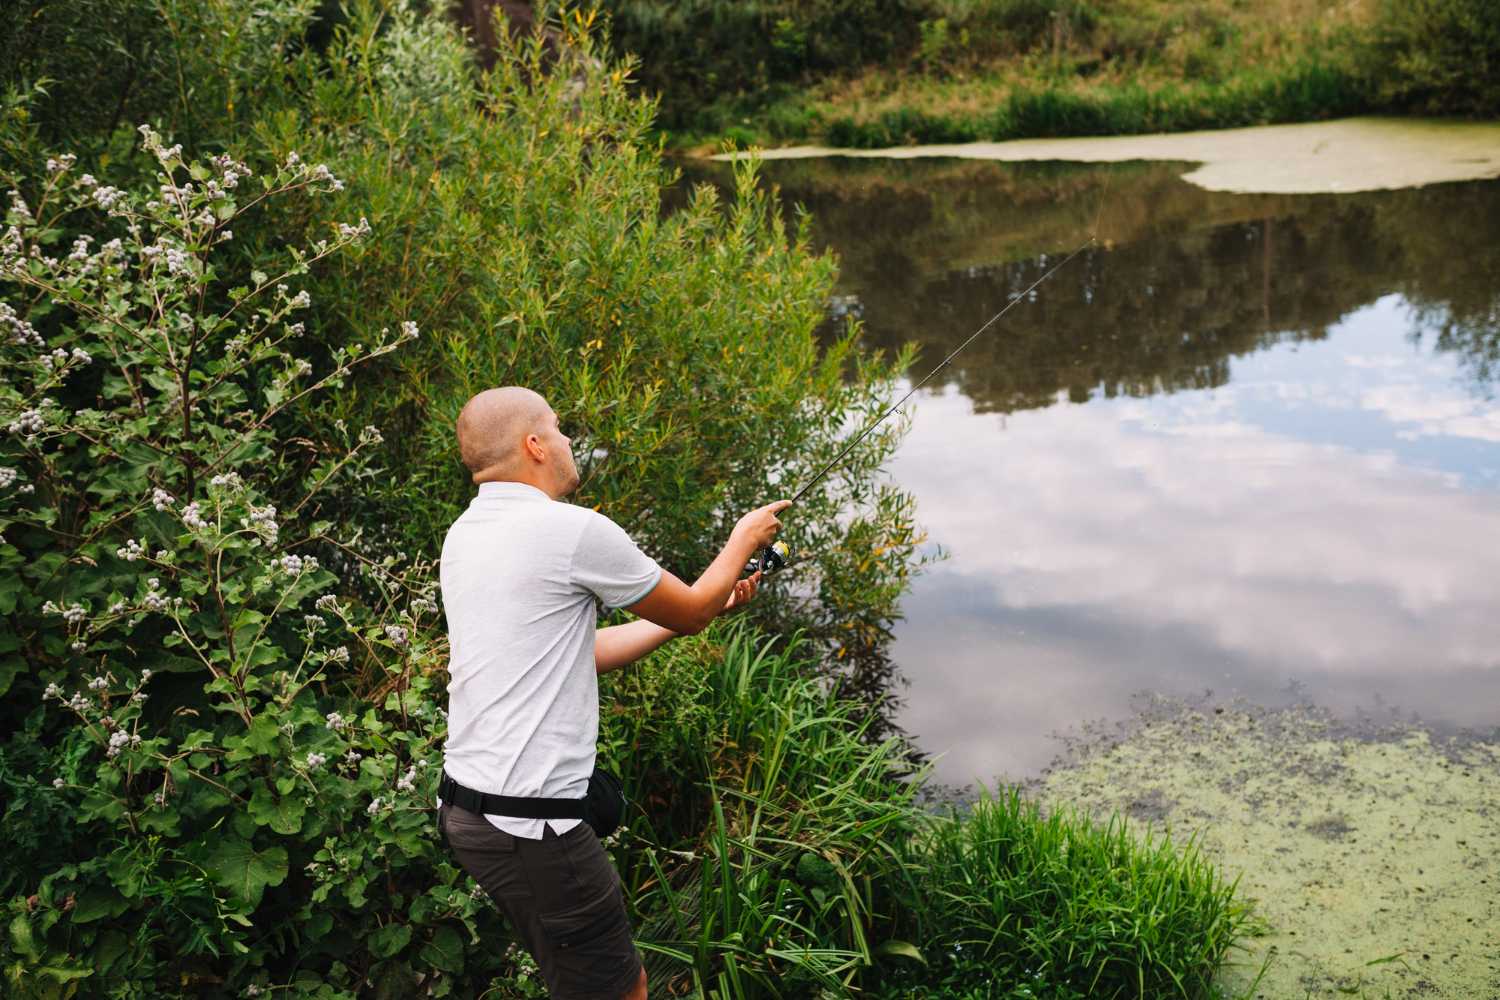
[1038,699,1499,998]
[713,117,1500,194]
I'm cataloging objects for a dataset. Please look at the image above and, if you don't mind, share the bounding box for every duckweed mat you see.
[1039,699,1499,998]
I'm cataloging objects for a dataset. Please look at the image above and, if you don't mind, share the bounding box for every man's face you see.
[539,405,580,496]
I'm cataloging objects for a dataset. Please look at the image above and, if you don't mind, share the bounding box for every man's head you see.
[456,387,579,498]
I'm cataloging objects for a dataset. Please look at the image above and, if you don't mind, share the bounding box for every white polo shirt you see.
[439,481,662,838]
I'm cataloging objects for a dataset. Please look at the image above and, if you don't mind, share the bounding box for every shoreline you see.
[709,117,1500,194]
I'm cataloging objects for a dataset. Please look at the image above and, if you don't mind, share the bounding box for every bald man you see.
[436,387,789,1000]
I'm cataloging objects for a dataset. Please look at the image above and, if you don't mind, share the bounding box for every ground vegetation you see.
[592,0,1500,149]
[0,4,1254,998]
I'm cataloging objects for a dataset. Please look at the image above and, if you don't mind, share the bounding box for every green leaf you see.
[873,940,926,965]
[0,572,23,614]
[420,926,465,974]
[71,886,130,923]
[248,785,306,834]
[204,837,288,908]
[368,923,412,959]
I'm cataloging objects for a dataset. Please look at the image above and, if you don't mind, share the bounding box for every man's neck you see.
[473,470,561,500]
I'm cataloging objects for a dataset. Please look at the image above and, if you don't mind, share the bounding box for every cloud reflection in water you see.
[893,296,1500,784]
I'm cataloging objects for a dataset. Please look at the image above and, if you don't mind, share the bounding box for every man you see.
[437,386,790,1000]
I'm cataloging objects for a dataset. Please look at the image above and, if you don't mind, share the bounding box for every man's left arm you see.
[594,574,759,675]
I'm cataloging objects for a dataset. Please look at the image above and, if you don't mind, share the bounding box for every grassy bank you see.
[604,626,1255,999]
[644,0,1497,151]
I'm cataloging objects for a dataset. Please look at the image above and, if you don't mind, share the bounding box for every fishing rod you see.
[753,236,1098,576]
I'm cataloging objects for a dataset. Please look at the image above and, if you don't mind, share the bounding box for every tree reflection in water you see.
[681,157,1500,410]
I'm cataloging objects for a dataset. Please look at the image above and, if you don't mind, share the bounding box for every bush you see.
[1369,0,1500,116]
[598,0,929,130]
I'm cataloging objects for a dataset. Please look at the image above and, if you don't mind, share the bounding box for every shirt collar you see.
[476,481,552,501]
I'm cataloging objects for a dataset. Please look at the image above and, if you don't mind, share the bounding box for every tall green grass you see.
[603,627,1257,999]
[879,790,1256,998]
[818,56,1364,148]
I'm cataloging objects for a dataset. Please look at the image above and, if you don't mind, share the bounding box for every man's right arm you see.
[624,500,791,635]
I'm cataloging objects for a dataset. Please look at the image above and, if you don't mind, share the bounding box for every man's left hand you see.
[720,571,761,614]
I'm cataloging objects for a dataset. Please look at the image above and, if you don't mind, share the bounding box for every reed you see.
[603,626,1258,999]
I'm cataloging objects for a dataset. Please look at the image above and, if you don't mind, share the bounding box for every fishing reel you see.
[752,540,790,576]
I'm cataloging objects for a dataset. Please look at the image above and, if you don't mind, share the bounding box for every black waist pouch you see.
[439,767,626,839]
[582,767,626,839]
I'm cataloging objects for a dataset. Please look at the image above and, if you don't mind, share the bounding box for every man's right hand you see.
[626,499,793,636]
[730,500,793,551]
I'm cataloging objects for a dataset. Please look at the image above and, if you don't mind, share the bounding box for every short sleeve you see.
[571,511,663,609]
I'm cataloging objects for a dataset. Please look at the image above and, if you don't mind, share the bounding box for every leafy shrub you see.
[598,0,929,130]
[0,127,489,997]
[1369,0,1500,116]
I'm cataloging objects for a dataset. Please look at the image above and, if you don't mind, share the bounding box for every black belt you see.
[438,770,585,820]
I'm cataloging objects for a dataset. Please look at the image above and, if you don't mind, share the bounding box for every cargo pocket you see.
[442,808,535,900]
[537,885,638,997]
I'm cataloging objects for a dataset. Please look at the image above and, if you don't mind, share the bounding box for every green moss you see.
[1042,702,1500,999]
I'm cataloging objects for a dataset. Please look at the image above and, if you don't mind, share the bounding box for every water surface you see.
[688,157,1500,784]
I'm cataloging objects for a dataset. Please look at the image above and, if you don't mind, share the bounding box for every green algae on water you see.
[1040,700,1499,998]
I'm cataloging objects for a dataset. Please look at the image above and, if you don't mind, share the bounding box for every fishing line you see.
[751,165,1117,575]
[753,235,1100,574]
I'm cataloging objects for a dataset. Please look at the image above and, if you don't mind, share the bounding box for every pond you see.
[683,149,1500,787]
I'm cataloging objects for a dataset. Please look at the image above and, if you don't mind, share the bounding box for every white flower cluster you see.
[338,217,371,241]
[345,749,362,765]
[46,154,77,174]
[141,668,152,680]
[210,153,252,188]
[246,985,264,998]
[306,752,327,771]
[87,675,108,691]
[68,692,91,712]
[91,186,126,212]
[0,469,15,489]
[290,289,311,309]
[314,594,340,611]
[8,409,44,436]
[53,777,65,789]
[248,504,279,542]
[106,729,139,757]
[310,163,344,191]
[164,247,192,277]
[0,301,43,347]
[117,538,145,561]
[270,552,315,575]
[143,578,171,612]
[67,235,93,261]
[366,797,382,814]
[131,692,148,703]
[322,645,351,665]
[384,624,411,648]
[325,712,347,732]
[62,603,87,624]
[152,488,175,511]
[7,190,32,222]
[400,321,419,341]
[210,472,242,489]
[182,501,204,530]
[42,683,60,701]
[395,766,418,792]
[303,614,325,633]
[410,596,439,615]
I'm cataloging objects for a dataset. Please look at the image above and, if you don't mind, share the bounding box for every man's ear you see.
[522,433,545,463]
